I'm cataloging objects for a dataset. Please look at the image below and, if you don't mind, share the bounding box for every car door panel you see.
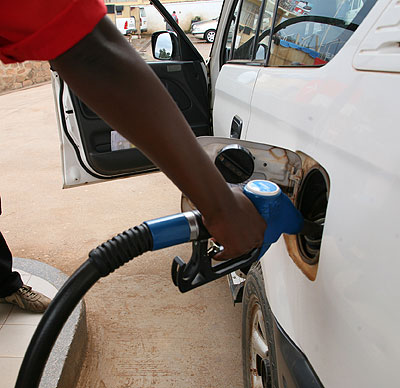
[55,0,211,187]
[149,60,210,137]
[212,64,259,139]
[55,60,210,187]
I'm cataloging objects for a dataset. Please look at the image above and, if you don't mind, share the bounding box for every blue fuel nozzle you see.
[145,180,304,292]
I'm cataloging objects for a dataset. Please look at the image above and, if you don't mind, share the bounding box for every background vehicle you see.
[115,17,136,35]
[191,18,218,43]
[53,0,400,387]
[139,7,148,32]
[108,5,147,34]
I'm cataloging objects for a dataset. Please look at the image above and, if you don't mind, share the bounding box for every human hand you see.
[202,187,267,260]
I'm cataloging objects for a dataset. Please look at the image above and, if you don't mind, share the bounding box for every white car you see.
[115,17,136,35]
[115,7,147,35]
[53,0,400,387]
[191,17,218,43]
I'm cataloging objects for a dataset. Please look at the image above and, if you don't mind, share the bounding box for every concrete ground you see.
[0,47,243,388]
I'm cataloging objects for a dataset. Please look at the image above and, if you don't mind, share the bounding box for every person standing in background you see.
[166,10,179,31]
[172,11,179,24]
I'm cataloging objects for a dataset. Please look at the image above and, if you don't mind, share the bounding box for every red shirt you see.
[0,0,106,64]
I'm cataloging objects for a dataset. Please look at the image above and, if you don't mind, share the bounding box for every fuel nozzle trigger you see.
[172,240,261,293]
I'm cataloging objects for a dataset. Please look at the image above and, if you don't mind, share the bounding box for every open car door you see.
[53,0,211,187]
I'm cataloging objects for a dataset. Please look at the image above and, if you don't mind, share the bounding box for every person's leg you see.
[0,232,51,313]
[0,232,23,297]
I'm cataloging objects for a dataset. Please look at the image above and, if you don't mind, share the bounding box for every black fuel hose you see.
[15,224,153,388]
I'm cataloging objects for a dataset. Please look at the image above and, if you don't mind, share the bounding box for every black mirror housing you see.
[151,31,179,60]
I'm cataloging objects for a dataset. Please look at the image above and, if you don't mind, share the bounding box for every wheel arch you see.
[242,262,323,388]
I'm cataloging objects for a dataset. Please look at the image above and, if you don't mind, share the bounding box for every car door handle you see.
[230,115,243,139]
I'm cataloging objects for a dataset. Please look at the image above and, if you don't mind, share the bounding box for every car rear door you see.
[54,0,211,187]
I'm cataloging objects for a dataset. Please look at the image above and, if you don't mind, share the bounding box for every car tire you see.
[242,262,278,388]
[204,29,216,43]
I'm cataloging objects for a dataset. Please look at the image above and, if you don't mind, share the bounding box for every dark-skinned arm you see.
[50,17,266,259]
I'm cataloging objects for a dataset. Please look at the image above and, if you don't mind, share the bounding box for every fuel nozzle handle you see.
[144,210,209,251]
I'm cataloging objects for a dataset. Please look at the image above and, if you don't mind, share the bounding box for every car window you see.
[231,0,264,60]
[267,0,377,67]
[116,5,124,16]
[253,0,277,62]
[222,1,241,63]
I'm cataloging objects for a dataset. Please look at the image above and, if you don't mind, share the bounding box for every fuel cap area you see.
[214,144,255,184]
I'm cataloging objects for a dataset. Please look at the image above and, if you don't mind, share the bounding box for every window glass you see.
[223,1,241,63]
[116,5,124,16]
[232,0,263,60]
[106,4,115,14]
[254,0,277,61]
[268,0,376,67]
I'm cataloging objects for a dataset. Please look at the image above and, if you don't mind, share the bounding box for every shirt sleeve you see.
[0,0,107,64]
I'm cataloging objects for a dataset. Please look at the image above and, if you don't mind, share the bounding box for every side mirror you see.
[152,31,178,60]
[256,43,268,60]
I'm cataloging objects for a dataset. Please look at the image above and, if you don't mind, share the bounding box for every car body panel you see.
[223,0,400,386]
[258,65,400,387]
